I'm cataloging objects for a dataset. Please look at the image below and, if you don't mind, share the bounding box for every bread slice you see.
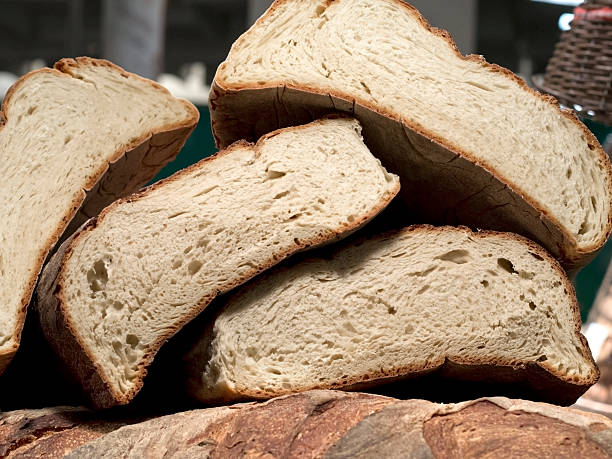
[35,116,399,409]
[65,391,612,458]
[209,0,612,273]
[0,57,198,374]
[186,226,598,406]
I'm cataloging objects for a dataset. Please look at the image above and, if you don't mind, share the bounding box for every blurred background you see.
[0,0,610,314]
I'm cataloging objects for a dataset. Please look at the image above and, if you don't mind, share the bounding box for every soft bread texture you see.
[210,0,612,273]
[0,57,198,374]
[65,391,612,458]
[187,226,598,406]
[36,116,399,409]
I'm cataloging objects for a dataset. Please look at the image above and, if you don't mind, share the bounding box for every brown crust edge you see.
[211,0,612,268]
[60,392,612,457]
[37,116,400,409]
[195,225,598,406]
[0,57,199,375]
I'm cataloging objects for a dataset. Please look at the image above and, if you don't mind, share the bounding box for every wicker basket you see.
[538,0,612,125]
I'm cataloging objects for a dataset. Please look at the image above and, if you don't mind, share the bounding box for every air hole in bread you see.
[265,169,287,180]
[87,258,110,292]
[126,334,139,348]
[529,252,544,261]
[188,260,203,275]
[497,258,517,275]
[436,249,470,264]
[274,190,290,199]
[578,220,590,236]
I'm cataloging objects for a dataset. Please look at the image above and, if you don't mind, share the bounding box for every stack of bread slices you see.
[2,0,612,455]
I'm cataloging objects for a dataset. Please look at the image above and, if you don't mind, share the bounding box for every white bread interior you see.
[40,116,399,406]
[0,58,197,371]
[215,0,612,265]
[189,226,597,403]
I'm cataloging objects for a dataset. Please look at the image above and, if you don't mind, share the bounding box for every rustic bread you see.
[0,57,199,374]
[186,226,598,406]
[209,0,612,273]
[65,390,612,458]
[0,406,128,458]
[35,116,399,409]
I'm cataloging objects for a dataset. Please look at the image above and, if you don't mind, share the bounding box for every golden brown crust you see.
[37,116,399,409]
[202,225,598,406]
[210,0,612,273]
[0,405,138,458]
[0,57,199,375]
[59,391,612,457]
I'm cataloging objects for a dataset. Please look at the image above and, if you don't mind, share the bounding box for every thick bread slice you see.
[0,57,198,374]
[210,0,612,274]
[187,226,598,406]
[35,116,400,409]
[66,390,612,458]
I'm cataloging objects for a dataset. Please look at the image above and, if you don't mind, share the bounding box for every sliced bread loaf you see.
[186,226,598,406]
[67,390,612,458]
[209,0,612,273]
[0,57,198,374]
[35,116,400,409]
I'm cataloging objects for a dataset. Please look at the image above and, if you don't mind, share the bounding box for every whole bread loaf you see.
[186,226,598,406]
[209,0,612,274]
[0,406,129,458]
[0,57,199,374]
[59,390,612,458]
[35,116,399,409]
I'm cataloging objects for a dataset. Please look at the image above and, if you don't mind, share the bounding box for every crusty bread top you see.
[213,0,612,264]
[0,57,198,372]
[63,391,612,458]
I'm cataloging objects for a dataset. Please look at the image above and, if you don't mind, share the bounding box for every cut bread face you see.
[210,0,612,273]
[36,116,399,409]
[187,226,598,406]
[0,57,198,374]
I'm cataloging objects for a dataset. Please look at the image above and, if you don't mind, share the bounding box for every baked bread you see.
[209,0,612,274]
[35,116,400,409]
[66,390,612,458]
[0,57,199,374]
[186,226,598,406]
[0,406,129,459]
